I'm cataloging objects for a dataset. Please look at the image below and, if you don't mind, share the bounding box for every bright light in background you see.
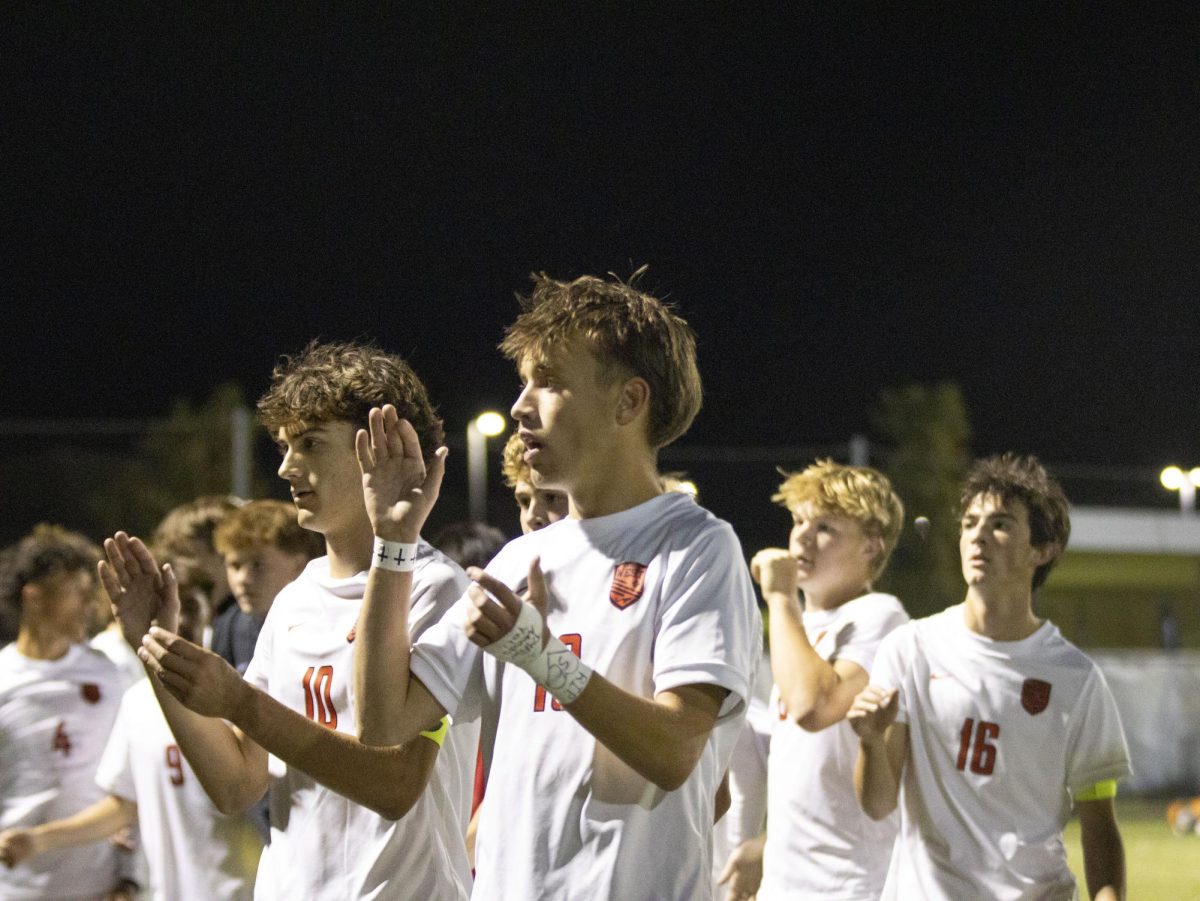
[1160,465,1199,514]
[1161,466,1184,490]
[474,411,507,437]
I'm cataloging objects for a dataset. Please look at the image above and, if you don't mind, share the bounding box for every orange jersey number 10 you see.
[302,665,338,729]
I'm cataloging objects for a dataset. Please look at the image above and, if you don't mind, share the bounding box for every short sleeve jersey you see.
[95,677,263,900]
[411,491,763,901]
[0,643,123,900]
[870,604,1131,901]
[243,543,476,901]
[760,592,909,900]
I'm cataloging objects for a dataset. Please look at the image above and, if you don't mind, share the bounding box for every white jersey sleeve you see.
[1064,666,1132,793]
[409,594,485,724]
[94,689,136,803]
[823,593,910,675]
[867,624,913,724]
[653,522,759,716]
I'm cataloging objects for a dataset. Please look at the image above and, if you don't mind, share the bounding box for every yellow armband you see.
[419,716,450,748]
[1074,779,1117,802]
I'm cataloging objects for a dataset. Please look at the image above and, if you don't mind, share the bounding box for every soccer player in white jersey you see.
[108,341,476,900]
[350,271,762,900]
[0,525,130,899]
[719,461,908,900]
[0,574,262,900]
[849,454,1130,901]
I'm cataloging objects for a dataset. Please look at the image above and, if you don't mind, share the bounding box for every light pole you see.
[468,411,507,522]
[1160,465,1200,514]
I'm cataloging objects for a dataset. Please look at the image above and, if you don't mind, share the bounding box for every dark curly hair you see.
[257,340,444,461]
[960,454,1070,590]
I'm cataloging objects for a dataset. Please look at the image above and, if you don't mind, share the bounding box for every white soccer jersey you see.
[759,592,908,900]
[871,604,1131,901]
[412,491,763,901]
[96,677,263,900]
[0,642,123,899]
[243,544,476,901]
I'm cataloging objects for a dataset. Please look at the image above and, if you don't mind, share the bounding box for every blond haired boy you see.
[724,461,907,901]
[353,271,762,900]
[500,432,569,533]
[211,499,323,674]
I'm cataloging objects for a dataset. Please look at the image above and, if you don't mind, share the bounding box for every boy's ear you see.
[1032,541,1060,568]
[615,376,651,427]
[19,581,43,613]
[863,534,884,565]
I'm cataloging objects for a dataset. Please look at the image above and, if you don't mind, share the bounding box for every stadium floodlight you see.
[468,411,508,522]
[1160,465,1199,513]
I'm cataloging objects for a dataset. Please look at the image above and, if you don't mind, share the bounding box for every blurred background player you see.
[500,431,568,533]
[432,521,508,572]
[111,341,476,900]
[849,454,1130,900]
[151,495,243,619]
[0,525,129,899]
[211,499,323,675]
[0,563,263,899]
[722,461,907,900]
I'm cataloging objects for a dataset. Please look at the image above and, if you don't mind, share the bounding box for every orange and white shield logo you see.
[1021,678,1051,715]
[610,562,647,610]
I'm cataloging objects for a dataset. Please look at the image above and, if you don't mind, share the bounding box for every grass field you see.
[1063,798,1200,897]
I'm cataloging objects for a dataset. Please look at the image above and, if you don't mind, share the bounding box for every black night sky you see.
[3,4,1198,543]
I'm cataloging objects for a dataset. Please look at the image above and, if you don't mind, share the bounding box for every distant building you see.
[1039,507,1200,649]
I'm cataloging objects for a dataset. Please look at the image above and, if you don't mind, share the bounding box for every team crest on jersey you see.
[81,683,101,704]
[1021,678,1051,715]
[610,562,647,610]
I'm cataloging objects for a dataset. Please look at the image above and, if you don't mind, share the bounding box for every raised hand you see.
[98,533,180,648]
[355,405,448,542]
[138,626,249,720]
[750,547,798,600]
[0,828,38,868]
[464,557,550,651]
[846,685,899,742]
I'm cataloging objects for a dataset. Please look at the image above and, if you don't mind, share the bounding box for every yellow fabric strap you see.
[419,716,450,747]
[1074,779,1118,802]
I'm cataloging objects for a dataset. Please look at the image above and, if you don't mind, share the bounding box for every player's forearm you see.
[766,592,837,721]
[354,568,418,746]
[565,677,722,792]
[1079,800,1125,900]
[232,681,437,819]
[30,796,135,854]
[147,675,267,815]
[854,737,900,819]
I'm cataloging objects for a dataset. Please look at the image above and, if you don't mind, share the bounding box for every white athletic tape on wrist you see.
[485,601,592,705]
[372,538,418,572]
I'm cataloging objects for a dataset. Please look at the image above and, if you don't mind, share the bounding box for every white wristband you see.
[372,538,418,572]
[486,602,592,705]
